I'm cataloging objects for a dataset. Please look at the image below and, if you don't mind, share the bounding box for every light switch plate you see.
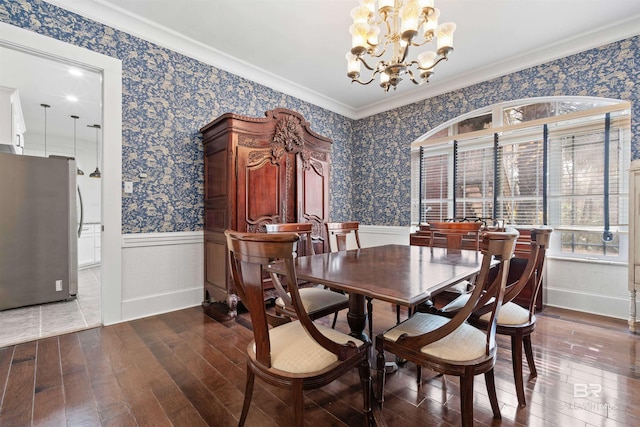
[124,181,133,193]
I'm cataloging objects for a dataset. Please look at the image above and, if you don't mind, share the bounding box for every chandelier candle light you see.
[346,0,456,92]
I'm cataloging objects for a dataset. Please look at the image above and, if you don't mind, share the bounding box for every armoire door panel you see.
[236,147,287,232]
[247,163,280,220]
[301,167,325,219]
[298,157,330,251]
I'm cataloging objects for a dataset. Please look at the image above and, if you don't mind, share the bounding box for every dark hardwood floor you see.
[0,300,638,426]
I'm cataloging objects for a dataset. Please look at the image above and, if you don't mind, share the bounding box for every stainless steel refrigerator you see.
[0,152,78,310]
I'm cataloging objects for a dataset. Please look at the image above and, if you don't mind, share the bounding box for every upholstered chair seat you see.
[254,320,364,374]
[479,301,530,325]
[275,286,348,317]
[382,313,489,362]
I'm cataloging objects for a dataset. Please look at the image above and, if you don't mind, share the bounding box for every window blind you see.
[454,137,495,219]
[413,101,630,260]
[419,150,450,223]
[496,128,545,225]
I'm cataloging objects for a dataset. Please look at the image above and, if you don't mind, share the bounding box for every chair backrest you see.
[397,229,518,355]
[428,221,483,251]
[459,229,519,353]
[325,221,361,251]
[225,230,359,365]
[502,227,552,315]
[466,227,552,326]
[225,230,299,367]
[265,222,315,257]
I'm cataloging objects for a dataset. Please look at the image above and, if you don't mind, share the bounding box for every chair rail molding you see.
[122,231,204,247]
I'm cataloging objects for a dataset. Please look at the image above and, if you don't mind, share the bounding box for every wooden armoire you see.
[200,108,331,316]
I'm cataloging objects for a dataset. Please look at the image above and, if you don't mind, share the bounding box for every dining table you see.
[270,244,485,341]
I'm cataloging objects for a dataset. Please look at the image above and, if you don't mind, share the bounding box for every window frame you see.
[411,97,631,262]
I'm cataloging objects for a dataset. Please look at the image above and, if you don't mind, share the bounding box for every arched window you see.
[411,96,631,262]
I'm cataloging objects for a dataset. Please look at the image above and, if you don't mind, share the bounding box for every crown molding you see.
[44,0,357,118]
[44,1,640,120]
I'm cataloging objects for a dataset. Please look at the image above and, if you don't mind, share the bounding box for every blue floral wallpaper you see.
[352,36,640,225]
[2,0,638,230]
[0,0,355,232]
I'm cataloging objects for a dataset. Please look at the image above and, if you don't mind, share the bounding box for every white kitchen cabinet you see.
[0,86,25,154]
[78,223,101,268]
[94,224,101,263]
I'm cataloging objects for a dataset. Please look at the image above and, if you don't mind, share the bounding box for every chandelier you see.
[346,0,456,92]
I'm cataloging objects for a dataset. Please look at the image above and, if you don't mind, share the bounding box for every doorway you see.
[0,46,102,347]
[0,22,123,342]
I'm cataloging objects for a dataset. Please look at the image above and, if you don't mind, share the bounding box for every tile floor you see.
[0,266,101,349]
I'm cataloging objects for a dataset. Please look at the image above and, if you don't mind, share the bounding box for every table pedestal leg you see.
[347,294,368,341]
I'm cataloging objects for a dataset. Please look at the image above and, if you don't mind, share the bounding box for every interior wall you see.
[9,1,637,232]
[3,1,637,322]
[351,36,640,226]
[0,0,356,234]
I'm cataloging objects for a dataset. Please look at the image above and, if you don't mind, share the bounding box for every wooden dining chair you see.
[375,229,518,427]
[428,220,483,251]
[265,223,348,328]
[440,226,553,407]
[225,230,372,427]
[418,220,484,312]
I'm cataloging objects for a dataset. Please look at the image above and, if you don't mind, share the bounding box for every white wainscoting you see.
[359,225,412,247]
[117,227,628,323]
[545,257,628,320]
[121,231,203,322]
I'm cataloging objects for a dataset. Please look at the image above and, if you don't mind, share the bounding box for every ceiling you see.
[0,46,102,151]
[43,0,640,119]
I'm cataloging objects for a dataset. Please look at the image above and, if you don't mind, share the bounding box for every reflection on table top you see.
[271,244,483,307]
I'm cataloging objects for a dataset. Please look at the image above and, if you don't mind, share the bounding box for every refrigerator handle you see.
[77,185,84,238]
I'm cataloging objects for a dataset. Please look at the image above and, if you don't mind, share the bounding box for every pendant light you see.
[71,115,84,175]
[40,103,50,157]
[88,124,101,178]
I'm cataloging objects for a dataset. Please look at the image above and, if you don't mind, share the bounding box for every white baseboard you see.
[545,287,629,320]
[121,287,203,322]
